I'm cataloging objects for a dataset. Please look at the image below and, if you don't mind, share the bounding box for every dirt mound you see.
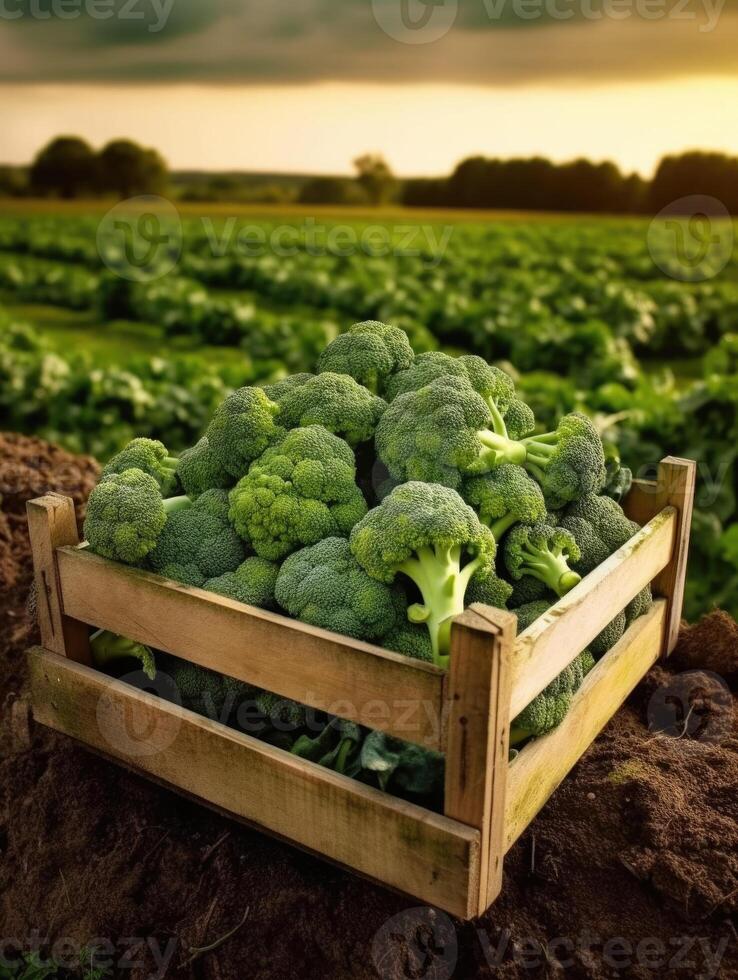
[0,434,736,979]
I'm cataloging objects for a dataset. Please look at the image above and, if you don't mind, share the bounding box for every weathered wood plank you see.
[509,508,675,719]
[28,647,479,919]
[504,599,665,851]
[56,546,444,748]
[443,605,515,915]
[26,495,91,664]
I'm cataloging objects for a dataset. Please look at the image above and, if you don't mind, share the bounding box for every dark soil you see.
[1,433,736,980]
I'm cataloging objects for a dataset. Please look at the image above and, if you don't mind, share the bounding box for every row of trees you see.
[28,137,167,199]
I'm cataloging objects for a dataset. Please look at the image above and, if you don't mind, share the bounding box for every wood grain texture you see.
[28,647,479,918]
[504,599,666,852]
[509,508,675,718]
[55,546,445,748]
[443,606,515,914]
[26,495,91,664]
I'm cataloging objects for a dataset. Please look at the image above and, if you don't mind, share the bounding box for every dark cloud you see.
[0,0,736,84]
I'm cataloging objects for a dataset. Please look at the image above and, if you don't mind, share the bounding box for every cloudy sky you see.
[2,0,737,175]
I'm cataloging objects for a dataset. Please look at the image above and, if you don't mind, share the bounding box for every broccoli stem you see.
[509,724,534,747]
[487,511,520,541]
[163,495,192,515]
[517,541,581,597]
[398,543,484,668]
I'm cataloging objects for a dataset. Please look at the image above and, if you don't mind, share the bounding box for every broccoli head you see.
[350,482,497,666]
[148,488,246,586]
[507,575,551,608]
[504,399,536,439]
[381,623,434,662]
[158,653,255,721]
[206,386,282,479]
[376,376,528,491]
[463,464,547,540]
[205,556,281,610]
[176,436,233,499]
[275,536,406,642]
[590,610,627,658]
[510,648,595,745]
[503,521,582,597]
[625,585,653,624]
[521,413,607,508]
[101,438,180,497]
[465,566,514,609]
[317,320,414,394]
[559,493,640,574]
[84,468,191,564]
[276,372,386,446]
[229,425,368,560]
[260,373,314,402]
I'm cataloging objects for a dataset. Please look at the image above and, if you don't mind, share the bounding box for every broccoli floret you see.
[317,320,414,394]
[559,493,640,573]
[504,522,582,598]
[590,610,627,658]
[504,399,536,439]
[206,386,283,479]
[148,488,246,586]
[255,691,308,730]
[90,629,157,680]
[350,482,497,666]
[205,556,280,610]
[229,425,368,560]
[84,468,191,564]
[382,623,434,662]
[513,598,553,632]
[158,653,255,720]
[276,372,387,446]
[376,376,528,491]
[177,436,233,499]
[463,464,547,540]
[520,413,607,508]
[603,450,634,502]
[510,648,595,745]
[275,537,406,642]
[508,575,551,607]
[260,373,314,401]
[466,566,513,609]
[625,585,653,624]
[101,437,180,497]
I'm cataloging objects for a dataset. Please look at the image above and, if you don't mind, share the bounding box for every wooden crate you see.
[25,457,695,919]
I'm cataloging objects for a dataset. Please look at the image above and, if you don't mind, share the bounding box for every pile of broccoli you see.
[83,318,651,795]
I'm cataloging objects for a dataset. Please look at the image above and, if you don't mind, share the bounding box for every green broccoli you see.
[350,482,497,667]
[463,464,547,539]
[520,413,607,508]
[260,373,314,401]
[508,575,551,608]
[276,372,387,446]
[229,425,368,560]
[205,556,281,610]
[558,493,640,574]
[504,522,582,597]
[206,386,283,479]
[255,691,308,730]
[625,585,653,624]
[510,649,595,745]
[158,653,255,720]
[101,437,180,497]
[177,436,233,499]
[317,320,414,394]
[84,468,191,564]
[90,629,157,679]
[504,398,536,439]
[381,623,434,662]
[590,609,626,658]
[148,488,246,587]
[466,566,514,609]
[376,376,528,491]
[385,351,516,416]
[275,537,406,642]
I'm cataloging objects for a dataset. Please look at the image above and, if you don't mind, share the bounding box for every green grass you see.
[3,301,251,368]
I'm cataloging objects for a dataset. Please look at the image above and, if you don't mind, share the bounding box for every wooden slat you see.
[55,547,445,749]
[504,600,666,851]
[443,605,515,915]
[26,495,91,664]
[509,507,675,719]
[28,647,478,918]
[622,477,659,525]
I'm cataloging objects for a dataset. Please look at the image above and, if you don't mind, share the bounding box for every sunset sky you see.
[2,0,738,176]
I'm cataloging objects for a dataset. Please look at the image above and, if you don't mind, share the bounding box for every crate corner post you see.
[443,603,516,918]
[26,493,91,664]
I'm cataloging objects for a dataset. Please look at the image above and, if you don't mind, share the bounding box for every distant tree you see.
[97,139,168,199]
[649,151,738,214]
[29,136,98,198]
[299,176,368,206]
[0,166,27,197]
[353,154,396,205]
